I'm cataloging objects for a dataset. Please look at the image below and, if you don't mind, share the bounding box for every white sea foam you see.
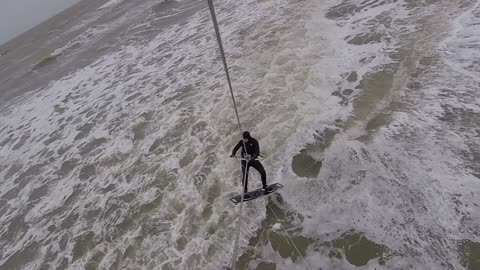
[98,0,124,10]
[277,0,480,269]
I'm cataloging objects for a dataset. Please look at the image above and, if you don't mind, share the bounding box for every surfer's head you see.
[242,131,251,142]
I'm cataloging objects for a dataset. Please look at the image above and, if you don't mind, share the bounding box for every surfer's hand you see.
[230,154,235,158]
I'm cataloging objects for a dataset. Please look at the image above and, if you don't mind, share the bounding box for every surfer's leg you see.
[241,161,249,193]
[251,161,267,189]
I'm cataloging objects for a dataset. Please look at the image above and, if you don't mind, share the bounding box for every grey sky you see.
[0,0,81,45]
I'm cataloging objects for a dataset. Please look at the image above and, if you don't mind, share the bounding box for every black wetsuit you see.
[231,137,267,193]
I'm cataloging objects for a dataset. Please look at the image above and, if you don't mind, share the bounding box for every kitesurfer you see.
[230,131,269,196]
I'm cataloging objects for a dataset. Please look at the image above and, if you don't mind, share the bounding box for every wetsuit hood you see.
[243,131,251,139]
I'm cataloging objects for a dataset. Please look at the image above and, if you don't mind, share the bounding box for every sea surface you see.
[0,0,479,269]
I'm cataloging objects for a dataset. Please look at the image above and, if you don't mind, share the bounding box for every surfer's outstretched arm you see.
[231,140,242,157]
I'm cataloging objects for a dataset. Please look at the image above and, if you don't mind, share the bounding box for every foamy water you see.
[0,0,479,269]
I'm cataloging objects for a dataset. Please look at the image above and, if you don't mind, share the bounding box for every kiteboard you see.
[229,183,283,205]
